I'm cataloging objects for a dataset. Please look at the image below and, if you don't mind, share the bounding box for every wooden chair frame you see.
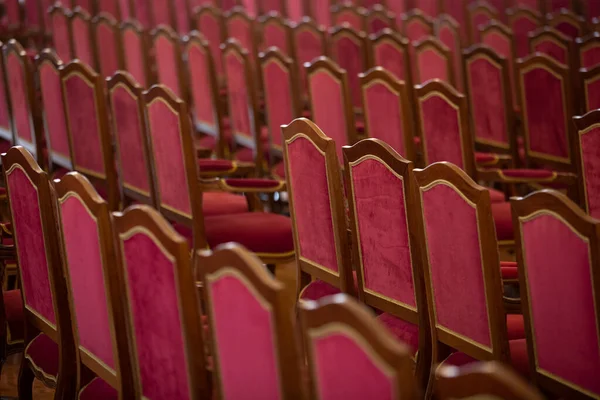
[546,8,586,39]
[91,12,125,77]
[193,5,226,84]
[120,19,152,88]
[149,24,187,102]
[579,64,600,112]
[257,11,293,54]
[331,2,367,32]
[576,32,600,69]
[413,36,454,86]
[49,4,74,62]
[401,9,435,41]
[573,109,600,215]
[528,26,576,69]
[467,0,499,43]
[224,6,259,62]
[368,28,414,85]
[434,13,462,89]
[365,4,397,33]
[68,7,97,71]
[0,41,14,146]
[506,6,542,58]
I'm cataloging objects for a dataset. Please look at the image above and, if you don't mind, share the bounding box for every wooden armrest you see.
[477,169,577,185]
[217,178,286,193]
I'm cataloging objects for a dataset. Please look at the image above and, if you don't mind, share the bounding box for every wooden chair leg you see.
[17,358,34,400]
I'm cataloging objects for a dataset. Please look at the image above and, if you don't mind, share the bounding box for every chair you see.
[2,147,77,399]
[358,68,416,160]
[198,244,303,399]
[112,205,209,398]
[69,7,96,69]
[414,0,440,17]
[512,0,542,9]
[285,0,304,21]
[53,172,133,399]
[369,28,413,82]
[441,0,468,42]
[120,20,151,88]
[91,13,123,77]
[577,32,600,69]
[343,138,431,389]
[22,0,45,44]
[331,3,367,32]
[435,14,462,90]
[239,0,258,17]
[529,26,575,68]
[49,4,73,62]
[435,362,544,400]
[329,25,369,112]
[401,9,434,43]
[96,0,122,20]
[61,60,119,210]
[72,0,94,13]
[413,36,453,86]
[306,0,332,28]
[0,43,13,153]
[305,57,357,159]
[194,5,225,83]
[512,189,600,399]
[35,50,71,172]
[148,0,173,28]
[258,0,286,15]
[365,4,396,34]
[581,65,600,112]
[547,8,585,39]
[467,0,498,43]
[507,6,542,58]
[543,0,576,14]
[150,25,186,98]
[299,294,418,399]
[172,0,191,34]
[573,110,600,219]
[291,17,327,93]
[131,0,152,28]
[282,118,354,299]
[258,12,292,54]
[224,7,258,63]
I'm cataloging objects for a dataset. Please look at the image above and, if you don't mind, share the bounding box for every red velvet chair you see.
[528,26,575,69]
[386,0,406,26]
[305,57,357,160]
[198,244,304,399]
[358,68,416,161]
[131,0,152,28]
[49,4,73,62]
[72,0,94,13]
[305,0,332,28]
[0,41,13,154]
[401,9,434,43]
[580,64,600,112]
[577,32,600,71]
[69,7,96,69]
[299,294,418,400]
[440,0,468,42]
[282,118,354,300]
[112,204,210,399]
[285,0,304,22]
[369,28,413,83]
[512,0,541,9]
[239,0,259,17]
[414,0,440,17]
[91,13,123,78]
[2,147,77,399]
[150,25,186,99]
[224,7,258,63]
[148,0,173,28]
[413,36,454,86]
[512,189,600,399]
[435,14,462,90]
[331,3,367,32]
[291,18,327,94]
[22,0,46,43]
[60,60,120,210]
[329,25,369,112]
[194,5,225,84]
[120,20,151,88]
[547,8,585,39]
[467,0,498,43]
[573,110,600,219]
[258,12,292,54]
[343,138,432,391]
[365,4,396,34]
[506,6,541,59]
[586,1,600,22]
[96,0,122,20]
[172,0,192,34]
[412,162,527,381]
[258,0,286,16]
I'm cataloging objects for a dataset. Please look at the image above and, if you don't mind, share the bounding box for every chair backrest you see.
[435,362,545,400]
[194,5,225,82]
[547,8,585,39]
[577,32,600,69]
[292,18,326,91]
[0,41,12,145]
[286,0,304,22]
[69,7,96,69]
[414,80,475,176]
[50,4,73,62]
[131,0,152,28]
[331,3,367,32]
[224,7,257,62]
[107,72,155,208]
[414,0,440,16]
[435,14,462,90]
[305,57,356,159]
[53,172,132,395]
[92,13,123,77]
[299,294,417,400]
[401,9,434,43]
[240,0,258,17]
[260,47,301,157]
[365,4,396,34]
[72,0,94,13]
[306,0,332,28]
[369,28,412,82]
[329,25,369,111]
[282,118,354,295]
[543,0,574,13]
[413,36,453,85]
[150,25,186,98]
[517,53,574,171]
[149,0,174,28]
[112,205,208,399]
[199,244,303,399]
[258,12,292,54]
[61,60,119,210]
[24,0,44,35]
[258,0,286,15]
[3,40,41,163]
[358,68,415,160]
[120,20,150,88]
[172,0,191,34]
[441,0,468,42]
[586,2,600,21]
[463,44,514,156]
[581,64,600,112]
[413,162,508,362]
[97,0,122,20]
[529,27,574,68]
[507,6,542,58]
[573,110,600,219]
[4,0,21,33]
[467,0,498,43]
[512,189,600,399]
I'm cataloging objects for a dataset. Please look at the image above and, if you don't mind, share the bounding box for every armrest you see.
[197,159,256,178]
[476,153,513,168]
[477,168,577,185]
[218,178,286,193]
[500,261,518,282]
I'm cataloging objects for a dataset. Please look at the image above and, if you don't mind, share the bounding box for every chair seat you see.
[79,378,118,400]
[198,159,236,173]
[4,289,23,343]
[501,261,518,280]
[476,152,501,165]
[204,212,294,255]
[195,134,218,150]
[488,188,506,203]
[202,191,249,217]
[24,333,59,384]
[376,313,419,356]
[492,202,514,241]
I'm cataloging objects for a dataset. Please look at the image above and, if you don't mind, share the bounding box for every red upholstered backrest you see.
[348,157,416,308]
[437,24,461,90]
[470,10,493,42]
[24,0,41,30]
[95,19,120,77]
[333,10,364,31]
[5,0,20,29]
[262,22,289,54]
[515,0,539,8]
[74,0,93,12]
[6,163,56,326]
[173,0,190,33]
[146,96,192,218]
[154,33,181,97]
[311,0,331,28]
[584,75,600,111]
[151,0,171,26]
[546,0,570,11]
[482,30,517,106]
[330,31,366,109]
[520,212,600,396]
[420,181,492,350]
[415,44,449,84]
[223,46,255,145]
[122,27,148,87]
[133,0,152,27]
[552,20,580,39]
[415,0,439,16]
[405,18,432,42]
[226,15,254,57]
[0,55,10,139]
[118,225,192,399]
[286,0,303,22]
[372,38,407,81]
[58,190,115,371]
[197,10,224,78]
[206,269,282,399]
[368,14,392,35]
[581,43,600,69]
[262,0,284,14]
[295,26,324,88]
[511,14,539,58]
[262,56,294,150]
[532,36,568,65]
[52,9,72,61]
[443,0,467,41]
[579,124,600,219]
[71,13,95,67]
[97,0,120,17]
[221,0,237,11]
[40,0,53,32]
[240,0,257,17]
[6,50,34,151]
[186,40,218,133]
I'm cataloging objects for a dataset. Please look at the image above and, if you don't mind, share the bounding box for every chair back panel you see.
[405,17,433,42]
[415,41,450,84]
[24,0,42,31]
[532,37,568,66]
[51,7,72,61]
[122,24,148,87]
[509,10,540,58]
[0,47,11,141]
[151,0,172,26]
[286,0,303,21]
[196,7,224,78]
[581,43,600,69]
[5,46,35,152]
[224,44,255,145]
[371,34,408,81]
[481,26,517,107]
[583,67,600,112]
[71,11,95,67]
[575,113,600,219]
[436,20,462,90]
[310,0,331,27]
[367,12,393,35]
[294,23,325,89]
[442,0,467,41]
[154,32,182,97]
[468,4,495,43]
[241,0,257,17]
[261,0,284,14]
[94,16,121,77]
[98,0,120,18]
[186,38,218,133]
[333,9,365,31]
[226,14,254,59]
[415,0,439,16]
[173,0,190,33]
[133,0,152,27]
[330,29,367,109]
[262,20,289,54]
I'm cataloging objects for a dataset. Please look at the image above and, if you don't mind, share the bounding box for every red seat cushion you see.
[202,192,248,217]
[204,212,293,255]
[491,202,514,241]
[488,188,506,203]
[475,152,500,165]
[24,333,59,381]
[223,178,283,189]
[271,161,285,179]
[195,134,218,150]
[198,159,235,173]
[79,378,118,400]
[501,261,518,280]
[376,313,419,355]
[4,289,23,342]
[299,280,342,301]
[500,169,555,179]
[507,314,526,340]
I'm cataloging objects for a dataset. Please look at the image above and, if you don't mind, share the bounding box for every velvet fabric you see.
[580,125,600,218]
[363,82,405,154]
[500,169,554,178]
[97,0,119,16]
[25,333,59,378]
[261,0,284,14]
[147,98,192,216]
[272,161,285,179]
[522,214,600,394]
[198,13,223,77]
[52,11,71,61]
[512,15,539,58]
[331,36,364,109]
[197,159,234,172]
[64,72,105,177]
[547,0,570,10]
[533,39,567,65]
[224,50,253,142]
[24,0,40,29]
[123,29,148,87]
[286,135,339,270]
[405,20,432,43]
[467,57,508,146]
[223,178,282,188]
[373,41,406,81]
[204,212,293,253]
[79,378,118,400]
[121,231,191,399]
[187,43,217,132]
[491,201,514,241]
[173,0,190,33]
[582,45,600,69]
[438,25,460,89]
[4,0,18,27]
[0,61,10,133]
[553,21,580,39]
[263,60,293,149]
[589,2,600,19]
[96,23,120,78]
[369,16,391,35]
[421,183,491,348]
[471,12,492,42]
[376,313,419,354]
[309,70,348,159]
[334,11,363,31]
[414,0,438,16]
[40,0,53,30]
[311,328,396,400]
[487,187,505,203]
[7,167,56,325]
[208,273,281,399]
[419,94,464,168]
[262,23,289,54]
[4,289,23,341]
[202,192,249,216]
[72,16,94,67]
[501,264,518,280]
[227,18,253,57]
[350,158,416,307]
[299,280,342,301]
[286,0,302,22]
[295,29,323,90]
[74,0,93,11]
[443,0,467,41]
[39,60,70,160]
[416,48,448,84]
[133,0,151,27]
[150,0,170,26]
[6,53,33,144]
[155,36,181,97]
[240,0,256,16]
[585,77,600,111]
[60,195,115,369]
[482,31,517,106]
[521,66,569,160]
[506,314,525,340]
[311,0,330,27]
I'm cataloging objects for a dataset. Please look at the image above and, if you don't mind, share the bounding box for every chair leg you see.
[17,357,34,400]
